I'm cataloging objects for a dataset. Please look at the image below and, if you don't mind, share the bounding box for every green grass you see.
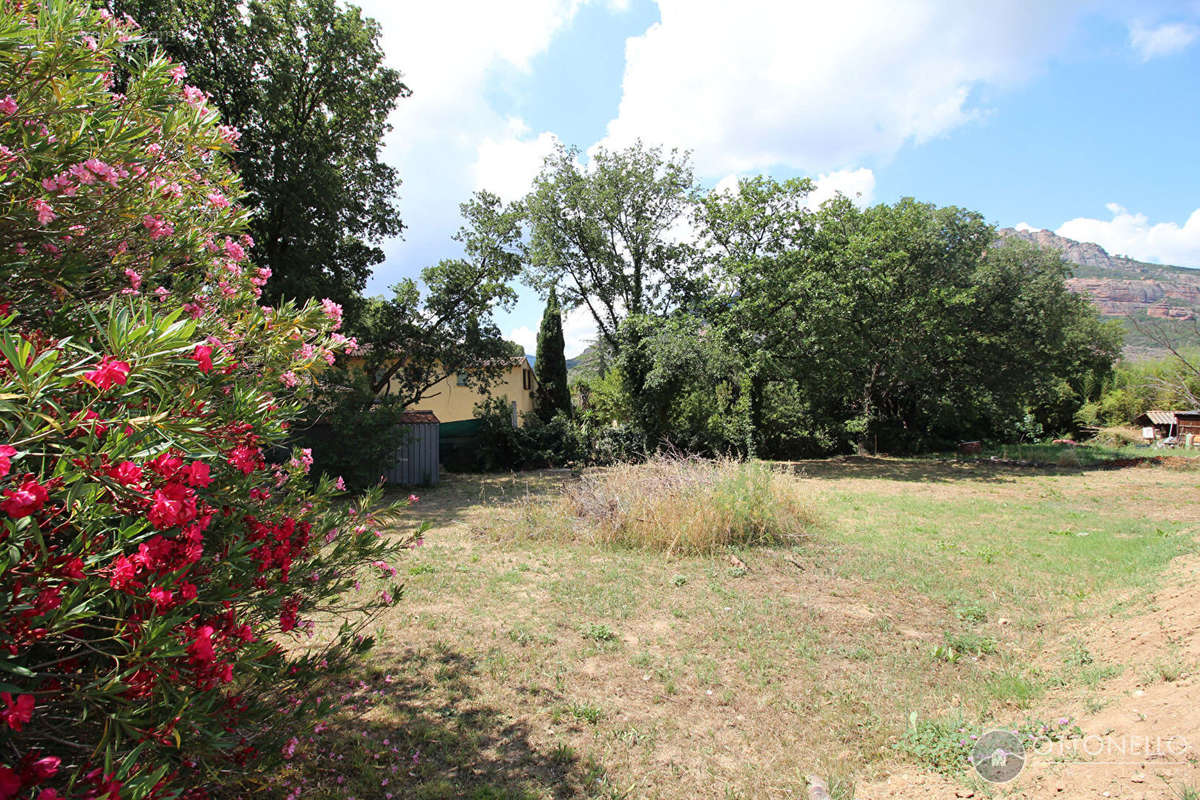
[274,457,1198,799]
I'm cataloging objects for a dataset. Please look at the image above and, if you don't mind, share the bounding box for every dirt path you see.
[861,556,1200,799]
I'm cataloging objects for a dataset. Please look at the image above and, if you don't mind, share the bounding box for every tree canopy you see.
[112,0,410,323]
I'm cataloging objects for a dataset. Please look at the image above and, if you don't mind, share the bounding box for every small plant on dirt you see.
[1145,649,1189,683]
[1063,639,1095,666]
[580,622,618,642]
[567,702,604,725]
[935,631,998,662]
[953,604,988,625]
[894,714,973,776]
[1015,716,1082,748]
[1164,778,1200,800]
[550,742,577,765]
[671,573,689,586]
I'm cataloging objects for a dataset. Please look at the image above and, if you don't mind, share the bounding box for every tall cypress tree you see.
[535,287,572,418]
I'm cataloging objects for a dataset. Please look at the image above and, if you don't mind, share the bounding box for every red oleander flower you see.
[226,445,262,475]
[147,452,183,480]
[1,479,48,518]
[0,767,19,799]
[147,586,173,610]
[190,344,213,373]
[188,626,215,663]
[107,461,143,486]
[81,355,130,391]
[184,461,212,488]
[147,482,197,530]
[109,555,138,591]
[0,445,15,478]
[0,693,34,731]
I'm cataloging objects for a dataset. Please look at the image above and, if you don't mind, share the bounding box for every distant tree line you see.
[123,0,1124,472]
[523,143,1121,458]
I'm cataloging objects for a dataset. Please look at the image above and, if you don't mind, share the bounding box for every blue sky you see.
[356,0,1200,356]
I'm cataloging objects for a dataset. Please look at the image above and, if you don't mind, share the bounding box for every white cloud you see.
[510,302,598,358]
[562,304,599,358]
[601,0,1091,176]
[1056,205,1200,268]
[355,0,596,293]
[506,325,538,354]
[708,168,875,208]
[1130,21,1200,61]
[1014,221,1041,232]
[807,168,876,208]
[472,120,561,202]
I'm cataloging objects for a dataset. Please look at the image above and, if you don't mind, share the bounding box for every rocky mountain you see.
[998,227,1200,357]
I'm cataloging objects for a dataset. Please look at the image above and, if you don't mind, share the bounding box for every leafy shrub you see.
[298,366,410,489]
[472,397,644,472]
[0,5,412,796]
[473,397,585,471]
[585,423,647,465]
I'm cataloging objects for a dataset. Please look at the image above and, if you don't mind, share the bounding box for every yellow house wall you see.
[389,360,539,426]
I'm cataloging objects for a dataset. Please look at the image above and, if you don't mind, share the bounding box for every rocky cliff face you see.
[997,227,1200,324]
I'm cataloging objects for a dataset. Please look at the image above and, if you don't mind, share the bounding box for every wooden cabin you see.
[1134,410,1177,441]
[1177,410,1200,440]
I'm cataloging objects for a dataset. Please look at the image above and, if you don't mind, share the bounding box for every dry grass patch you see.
[483,456,815,554]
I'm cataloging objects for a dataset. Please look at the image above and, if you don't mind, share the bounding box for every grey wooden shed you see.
[384,410,440,486]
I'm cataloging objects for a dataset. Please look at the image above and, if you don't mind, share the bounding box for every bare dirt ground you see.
[862,555,1200,800]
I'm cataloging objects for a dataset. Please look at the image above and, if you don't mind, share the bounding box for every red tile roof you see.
[397,410,439,424]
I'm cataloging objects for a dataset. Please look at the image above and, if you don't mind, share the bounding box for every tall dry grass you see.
[483,456,814,554]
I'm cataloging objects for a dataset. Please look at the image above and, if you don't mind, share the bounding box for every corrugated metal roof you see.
[1141,410,1178,426]
[1175,409,1200,419]
[397,410,440,424]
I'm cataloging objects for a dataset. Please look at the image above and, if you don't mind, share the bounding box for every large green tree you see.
[524,141,699,352]
[111,0,409,322]
[695,190,1120,454]
[524,141,698,440]
[534,287,571,418]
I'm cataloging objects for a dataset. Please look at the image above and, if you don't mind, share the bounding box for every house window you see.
[456,373,468,386]
[522,369,532,390]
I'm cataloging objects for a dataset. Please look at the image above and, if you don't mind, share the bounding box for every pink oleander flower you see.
[0,445,15,478]
[217,124,241,144]
[279,371,299,388]
[124,267,142,290]
[181,85,206,110]
[372,560,398,578]
[143,214,174,240]
[32,198,55,226]
[223,237,246,261]
[0,95,16,116]
[320,298,344,330]
[169,64,187,84]
[207,191,230,208]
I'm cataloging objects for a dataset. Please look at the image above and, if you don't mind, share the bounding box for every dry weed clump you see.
[562,456,814,554]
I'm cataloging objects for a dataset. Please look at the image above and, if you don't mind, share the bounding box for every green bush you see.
[299,366,410,489]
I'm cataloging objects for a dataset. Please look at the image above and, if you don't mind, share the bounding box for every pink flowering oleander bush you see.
[0,2,417,798]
